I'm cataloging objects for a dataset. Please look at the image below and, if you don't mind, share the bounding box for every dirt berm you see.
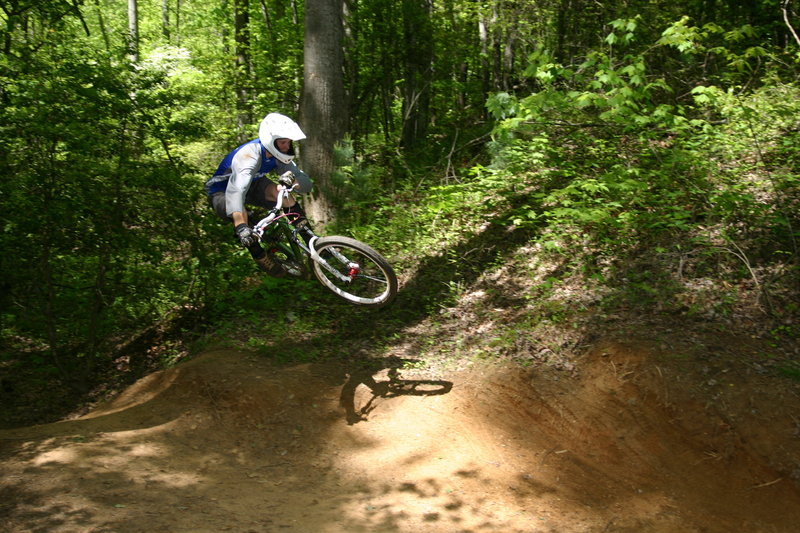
[2,338,800,532]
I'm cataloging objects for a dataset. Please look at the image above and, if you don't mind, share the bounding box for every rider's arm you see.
[225,143,262,222]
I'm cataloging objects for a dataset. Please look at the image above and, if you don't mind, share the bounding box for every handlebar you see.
[251,181,300,236]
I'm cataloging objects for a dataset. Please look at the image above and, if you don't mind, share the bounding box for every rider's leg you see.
[262,181,314,242]
[210,191,283,275]
[262,181,301,216]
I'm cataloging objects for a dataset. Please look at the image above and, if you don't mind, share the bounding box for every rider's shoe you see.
[254,253,285,277]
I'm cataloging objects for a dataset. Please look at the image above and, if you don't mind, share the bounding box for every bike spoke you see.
[311,237,398,307]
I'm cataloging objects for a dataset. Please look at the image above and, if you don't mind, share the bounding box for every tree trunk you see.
[555,0,569,65]
[234,0,252,141]
[478,10,491,100]
[491,0,502,90]
[400,0,433,153]
[343,0,357,133]
[127,0,139,62]
[299,0,346,226]
[162,0,170,40]
[176,0,182,44]
[503,18,517,90]
[258,0,273,39]
[93,0,111,52]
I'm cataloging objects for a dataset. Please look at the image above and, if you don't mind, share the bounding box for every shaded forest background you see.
[1,0,799,424]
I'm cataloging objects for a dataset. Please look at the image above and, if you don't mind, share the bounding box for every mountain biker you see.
[205,112,313,276]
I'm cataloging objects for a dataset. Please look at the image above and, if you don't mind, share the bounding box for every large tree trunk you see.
[299,0,346,226]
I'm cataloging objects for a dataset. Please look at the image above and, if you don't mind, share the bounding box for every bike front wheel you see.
[311,236,398,308]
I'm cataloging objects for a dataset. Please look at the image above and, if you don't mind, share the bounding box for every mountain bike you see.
[252,177,398,308]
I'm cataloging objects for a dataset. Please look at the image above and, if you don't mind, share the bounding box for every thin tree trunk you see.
[478,12,491,98]
[258,0,273,39]
[162,0,170,40]
[234,0,252,140]
[86,249,109,361]
[400,0,433,153]
[127,0,139,62]
[555,0,568,65]
[783,0,800,46]
[503,18,517,90]
[491,0,502,90]
[176,0,182,44]
[38,143,80,389]
[93,0,111,52]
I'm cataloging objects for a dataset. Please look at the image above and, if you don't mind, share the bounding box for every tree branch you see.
[783,0,800,47]
[71,0,91,37]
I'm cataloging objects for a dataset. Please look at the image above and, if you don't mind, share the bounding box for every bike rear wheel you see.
[311,236,398,307]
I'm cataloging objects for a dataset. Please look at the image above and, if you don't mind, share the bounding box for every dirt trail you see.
[2,340,800,532]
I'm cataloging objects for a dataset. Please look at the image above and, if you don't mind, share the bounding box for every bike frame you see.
[251,186,361,284]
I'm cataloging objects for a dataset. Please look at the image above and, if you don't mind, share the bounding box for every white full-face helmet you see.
[258,112,306,164]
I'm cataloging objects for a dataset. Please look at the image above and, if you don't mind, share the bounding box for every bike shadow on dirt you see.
[337,356,453,425]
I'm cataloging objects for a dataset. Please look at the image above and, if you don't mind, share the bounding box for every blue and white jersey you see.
[204,139,311,217]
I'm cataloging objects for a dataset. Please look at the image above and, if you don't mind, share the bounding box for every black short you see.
[208,178,276,221]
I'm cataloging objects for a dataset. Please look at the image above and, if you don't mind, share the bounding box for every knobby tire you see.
[311,236,398,308]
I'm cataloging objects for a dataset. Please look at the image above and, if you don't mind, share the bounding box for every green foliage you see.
[0,13,219,384]
[479,15,799,316]
[778,362,800,382]
[337,163,513,276]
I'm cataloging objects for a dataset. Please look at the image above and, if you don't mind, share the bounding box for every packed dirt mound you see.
[2,340,800,532]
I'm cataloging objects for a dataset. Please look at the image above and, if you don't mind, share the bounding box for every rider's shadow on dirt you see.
[339,357,453,425]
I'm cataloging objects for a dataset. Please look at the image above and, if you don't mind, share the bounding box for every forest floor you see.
[2,322,800,532]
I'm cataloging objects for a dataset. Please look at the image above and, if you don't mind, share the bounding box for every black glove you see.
[278,171,295,188]
[235,223,257,247]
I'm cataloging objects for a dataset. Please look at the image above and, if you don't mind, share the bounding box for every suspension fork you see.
[302,237,360,283]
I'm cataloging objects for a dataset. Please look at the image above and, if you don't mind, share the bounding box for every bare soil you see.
[2,336,800,532]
